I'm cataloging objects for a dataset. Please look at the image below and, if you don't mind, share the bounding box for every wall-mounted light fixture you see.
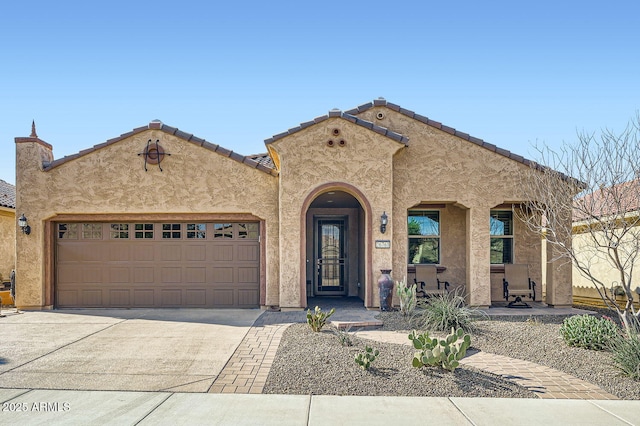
[380,211,388,234]
[18,213,31,235]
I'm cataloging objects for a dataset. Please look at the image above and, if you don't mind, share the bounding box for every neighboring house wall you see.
[0,207,15,282]
[0,178,16,283]
[572,226,640,306]
[571,179,640,307]
[15,126,279,309]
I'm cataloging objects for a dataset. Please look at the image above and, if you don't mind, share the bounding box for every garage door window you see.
[82,223,102,239]
[134,223,154,239]
[214,223,233,239]
[187,223,206,239]
[162,223,182,239]
[239,223,259,239]
[58,223,78,239]
[110,224,129,239]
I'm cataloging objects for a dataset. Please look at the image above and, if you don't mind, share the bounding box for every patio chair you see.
[503,264,536,308]
[414,265,449,298]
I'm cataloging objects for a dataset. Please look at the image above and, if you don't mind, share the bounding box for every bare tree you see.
[517,115,640,333]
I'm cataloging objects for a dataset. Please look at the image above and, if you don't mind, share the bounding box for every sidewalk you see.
[1,389,638,425]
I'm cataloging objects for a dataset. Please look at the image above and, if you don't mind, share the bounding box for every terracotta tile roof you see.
[345,98,533,167]
[264,109,410,145]
[0,179,16,209]
[249,153,275,169]
[574,179,640,222]
[44,121,278,176]
[36,99,570,180]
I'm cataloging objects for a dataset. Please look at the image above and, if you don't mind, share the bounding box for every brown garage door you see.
[55,222,260,308]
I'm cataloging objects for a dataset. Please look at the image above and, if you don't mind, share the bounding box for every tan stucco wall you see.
[356,106,558,306]
[16,129,279,309]
[572,228,640,292]
[268,117,405,308]
[0,208,15,283]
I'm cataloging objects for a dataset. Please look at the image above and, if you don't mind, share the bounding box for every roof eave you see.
[42,122,278,176]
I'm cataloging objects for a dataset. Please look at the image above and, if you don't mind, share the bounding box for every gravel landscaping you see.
[263,309,640,399]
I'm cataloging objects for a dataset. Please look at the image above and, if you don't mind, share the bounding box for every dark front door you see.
[315,217,348,296]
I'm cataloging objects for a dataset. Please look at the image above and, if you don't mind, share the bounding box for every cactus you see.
[409,327,471,372]
[306,306,336,332]
[395,276,417,317]
[354,345,379,370]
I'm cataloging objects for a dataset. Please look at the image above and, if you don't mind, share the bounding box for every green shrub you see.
[559,314,620,350]
[395,276,417,318]
[354,345,379,370]
[409,327,471,372]
[306,306,335,332]
[609,324,640,380]
[420,289,486,332]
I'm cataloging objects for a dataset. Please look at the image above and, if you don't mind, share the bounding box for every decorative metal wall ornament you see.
[138,139,171,171]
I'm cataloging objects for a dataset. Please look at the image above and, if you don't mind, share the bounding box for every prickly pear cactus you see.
[306,306,336,332]
[354,345,380,370]
[409,327,471,372]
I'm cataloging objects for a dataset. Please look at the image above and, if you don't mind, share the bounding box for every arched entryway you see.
[300,183,372,306]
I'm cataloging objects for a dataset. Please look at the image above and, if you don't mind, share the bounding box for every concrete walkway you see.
[208,323,287,394]
[1,389,638,425]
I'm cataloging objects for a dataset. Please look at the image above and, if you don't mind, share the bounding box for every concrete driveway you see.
[0,309,262,393]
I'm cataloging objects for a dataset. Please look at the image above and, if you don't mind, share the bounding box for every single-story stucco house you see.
[14,99,573,310]
[0,179,16,288]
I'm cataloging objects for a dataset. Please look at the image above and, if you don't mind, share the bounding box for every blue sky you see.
[1,1,639,185]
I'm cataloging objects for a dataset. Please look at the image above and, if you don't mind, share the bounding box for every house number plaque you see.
[375,240,391,249]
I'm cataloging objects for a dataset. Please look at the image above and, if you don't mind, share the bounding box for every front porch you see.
[302,296,593,323]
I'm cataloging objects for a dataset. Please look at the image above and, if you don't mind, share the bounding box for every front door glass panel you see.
[316,218,347,295]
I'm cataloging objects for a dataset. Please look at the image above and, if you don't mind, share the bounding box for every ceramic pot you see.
[378,269,394,311]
